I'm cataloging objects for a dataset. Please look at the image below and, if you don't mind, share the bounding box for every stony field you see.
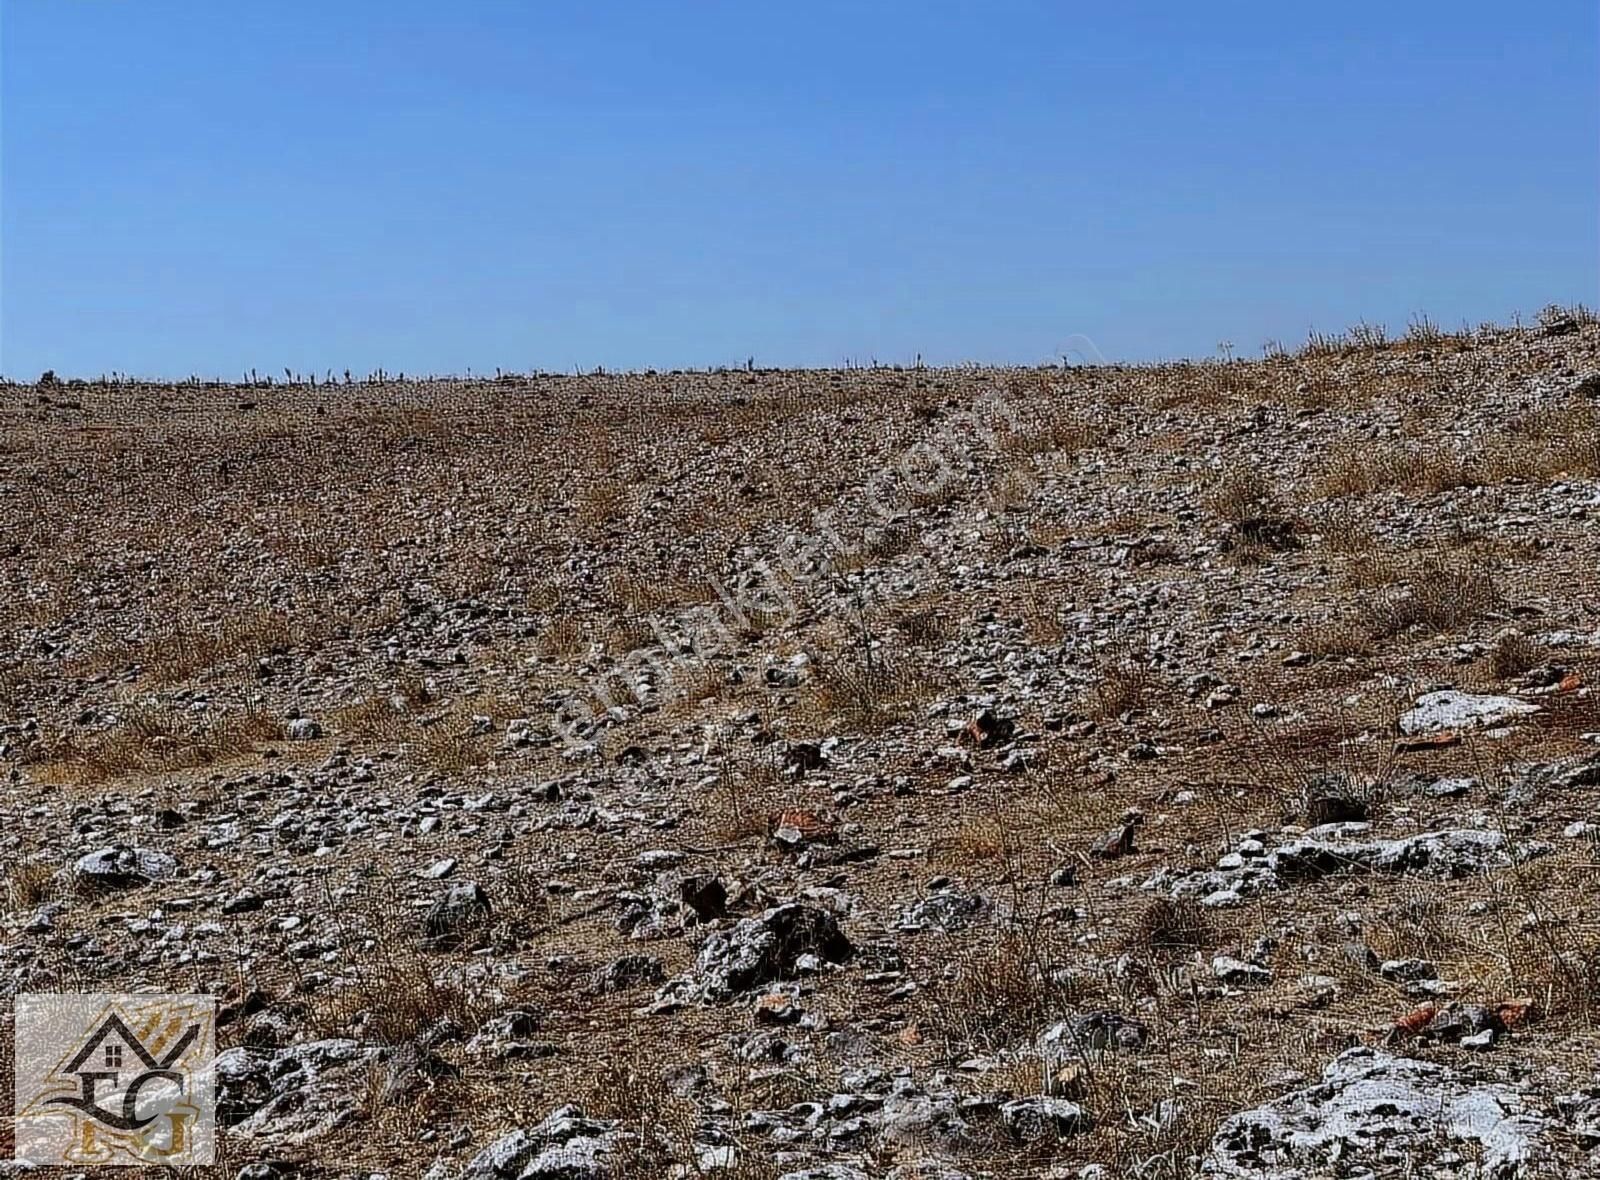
[4,308,1600,1178]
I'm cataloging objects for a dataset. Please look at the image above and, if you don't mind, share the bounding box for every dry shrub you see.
[1022,581,1072,644]
[1489,631,1543,680]
[606,616,658,655]
[334,694,411,743]
[1125,897,1213,954]
[314,931,487,1046]
[1314,439,1391,497]
[929,924,1092,1050]
[940,815,1012,866]
[577,477,627,533]
[890,599,954,646]
[1230,704,1404,822]
[539,616,589,658]
[1203,466,1281,526]
[998,396,1106,458]
[1319,401,1600,498]
[1313,438,1474,497]
[3,860,55,913]
[1358,552,1501,638]
[1290,617,1374,660]
[705,754,784,842]
[410,718,493,776]
[984,462,1039,514]
[1091,653,1153,719]
[804,646,940,732]
[1479,400,1600,482]
[1153,361,1270,408]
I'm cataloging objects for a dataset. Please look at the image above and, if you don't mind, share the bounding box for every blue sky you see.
[2,1,1595,377]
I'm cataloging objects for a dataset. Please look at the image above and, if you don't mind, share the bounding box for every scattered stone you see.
[72,846,179,889]
[678,874,729,921]
[963,709,1015,748]
[768,807,837,851]
[784,742,827,774]
[681,903,853,1002]
[1040,1011,1148,1056]
[1398,690,1542,736]
[1379,958,1436,982]
[460,1106,621,1179]
[1213,956,1272,986]
[899,891,992,933]
[590,953,666,994]
[1090,820,1139,860]
[1000,1096,1089,1140]
[1166,826,1546,907]
[1207,1047,1548,1176]
[423,881,491,944]
[1303,793,1368,826]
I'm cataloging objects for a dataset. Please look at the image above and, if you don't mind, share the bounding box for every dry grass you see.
[1356,551,1502,639]
[411,719,495,775]
[10,330,1600,1177]
[1204,467,1281,526]
[1289,616,1375,660]
[926,922,1096,1051]
[332,693,497,774]
[940,814,1013,866]
[801,644,941,733]
[71,606,322,683]
[1306,502,1375,553]
[3,859,55,914]
[31,702,282,782]
[1152,361,1273,409]
[1091,651,1154,719]
[1313,399,1600,498]
[1124,897,1214,955]
[539,615,590,658]
[996,391,1108,459]
[1489,630,1543,680]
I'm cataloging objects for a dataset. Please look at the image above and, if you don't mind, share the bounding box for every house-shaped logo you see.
[14,994,216,1166]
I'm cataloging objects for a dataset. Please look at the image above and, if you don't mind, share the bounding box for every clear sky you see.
[2,1,1595,378]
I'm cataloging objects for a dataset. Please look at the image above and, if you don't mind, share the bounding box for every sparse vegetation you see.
[8,318,1600,1176]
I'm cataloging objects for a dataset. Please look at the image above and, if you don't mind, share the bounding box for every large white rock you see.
[1398,690,1541,735]
[1207,1047,1547,1177]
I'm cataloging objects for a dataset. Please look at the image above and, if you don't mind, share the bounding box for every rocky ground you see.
[3,307,1600,1178]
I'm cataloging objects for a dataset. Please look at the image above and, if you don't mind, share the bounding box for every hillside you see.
[4,310,1600,1178]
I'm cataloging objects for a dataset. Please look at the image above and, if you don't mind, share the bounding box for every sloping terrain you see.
[4,309,1600,1178]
